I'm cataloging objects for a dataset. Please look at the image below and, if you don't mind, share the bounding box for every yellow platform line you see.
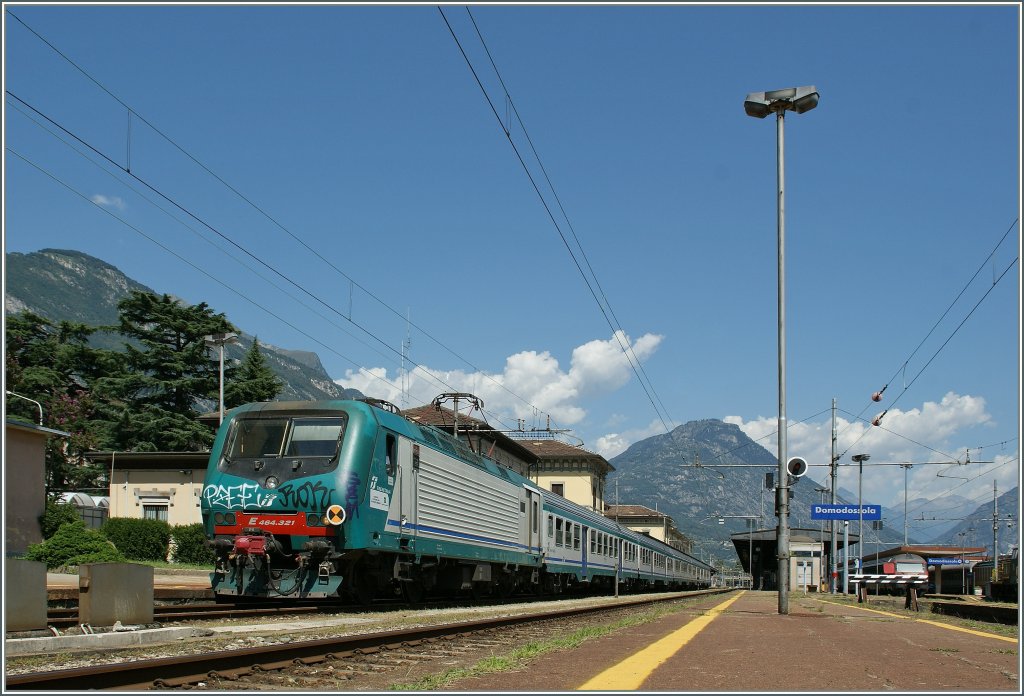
[813,599,1018,644]
[576,591,745,691]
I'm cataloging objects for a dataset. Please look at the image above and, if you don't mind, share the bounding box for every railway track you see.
[9,590,728,690]
[46,603,326,628]
[44,587,703,628]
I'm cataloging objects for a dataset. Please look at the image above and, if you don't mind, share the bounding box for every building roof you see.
[5,419,71,438]
[403,404,538,462]
[83,451,211,469]
[516,439,614,477]
[605,504,665,519]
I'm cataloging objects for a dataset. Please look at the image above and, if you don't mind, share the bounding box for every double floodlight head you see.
[744,85,819,118]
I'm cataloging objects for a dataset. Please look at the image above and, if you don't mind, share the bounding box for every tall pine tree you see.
[225,337,283,407]
[103,291,235,451]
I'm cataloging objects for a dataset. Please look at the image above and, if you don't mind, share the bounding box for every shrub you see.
[171,523,214,565]
[25,521,126,569]
[40,498,82,539]
[101,518,171,562]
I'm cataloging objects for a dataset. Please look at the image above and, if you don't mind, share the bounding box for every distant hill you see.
[927,486,1019,555]
[5,248,363,403]
[608,419,911,555]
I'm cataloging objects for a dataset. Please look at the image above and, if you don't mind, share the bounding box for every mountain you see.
[608,419,910,559]
[927,486,1019,555]
[5,248,363,403]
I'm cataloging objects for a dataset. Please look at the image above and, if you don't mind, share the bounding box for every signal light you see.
[786,456,808,478]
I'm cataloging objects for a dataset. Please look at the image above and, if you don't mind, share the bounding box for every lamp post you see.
[744,85,819,615]
[957,530,968,594]
[900,463,913,546]
[204,332,239,425]
[852,453,871,574]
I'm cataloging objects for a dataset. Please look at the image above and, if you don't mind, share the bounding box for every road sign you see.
[810,504,881,520]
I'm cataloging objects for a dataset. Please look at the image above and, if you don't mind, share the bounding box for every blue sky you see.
[3,3,1020,535]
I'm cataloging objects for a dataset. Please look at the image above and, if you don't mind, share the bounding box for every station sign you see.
[927,557,965,565]
[810,504,881,521]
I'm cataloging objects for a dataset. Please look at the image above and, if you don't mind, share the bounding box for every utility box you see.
[78,563,154,626]
[5,559,48,632]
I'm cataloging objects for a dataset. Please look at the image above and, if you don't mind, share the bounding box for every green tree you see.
[102,291,235,451]
[4,313,116,491]
[225,337,282,407]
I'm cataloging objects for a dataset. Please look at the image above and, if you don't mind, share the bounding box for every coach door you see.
[389,438,418,543]
[524,487,541,560]
[581,526,589,578]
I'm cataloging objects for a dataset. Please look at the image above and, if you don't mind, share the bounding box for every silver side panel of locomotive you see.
[386,436,526,554]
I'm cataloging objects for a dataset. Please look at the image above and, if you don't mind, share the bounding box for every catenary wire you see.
[5,10,568,437]
[463,6,677,432]
[438,6,672,435]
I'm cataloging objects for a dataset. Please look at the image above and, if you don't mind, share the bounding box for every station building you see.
[604,504,692,554]
[84,451,209,526]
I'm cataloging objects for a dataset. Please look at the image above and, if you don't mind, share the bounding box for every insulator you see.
[871,391,883,402]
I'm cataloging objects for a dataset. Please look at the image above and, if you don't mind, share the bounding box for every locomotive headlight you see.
[306,513,321,527]
[214,512,224,525]
[225,512,236,525]
[265,476,279,489]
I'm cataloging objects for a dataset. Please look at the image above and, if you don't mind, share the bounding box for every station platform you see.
[453,590,1020,692]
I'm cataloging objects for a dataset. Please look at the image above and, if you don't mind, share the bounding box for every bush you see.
[101,518,171,562]
[40,498,81,539]
[171,523,214,565]
[25,521,126,569]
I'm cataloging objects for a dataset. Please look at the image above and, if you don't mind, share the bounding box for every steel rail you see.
[6,589,728,690]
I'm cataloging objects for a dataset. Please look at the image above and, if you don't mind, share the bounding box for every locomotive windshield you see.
[226,416,347,460]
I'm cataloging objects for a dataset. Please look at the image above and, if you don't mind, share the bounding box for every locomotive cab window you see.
[385,434,396,476]
[226,416,347,460]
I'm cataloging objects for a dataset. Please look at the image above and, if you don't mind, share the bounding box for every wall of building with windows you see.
[86,452,208,527]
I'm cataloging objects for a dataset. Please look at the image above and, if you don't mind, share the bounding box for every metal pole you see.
[843,521,849,594]
[903,464,910,546]
[218,343,225,425]
[830,398,837,593]
[858,459,863,573]
[992,481,999,582]
[775,107,790,615]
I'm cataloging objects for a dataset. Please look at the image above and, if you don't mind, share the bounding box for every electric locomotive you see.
[201,398,711,602]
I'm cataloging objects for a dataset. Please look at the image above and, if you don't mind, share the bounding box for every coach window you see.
[532,500,539,534]
[556,518,564,547]
[590,531,597,554]
[573,524,580,551]
[547,514,554,539]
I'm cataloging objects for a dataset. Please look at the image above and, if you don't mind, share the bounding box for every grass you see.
[388,602,690,691]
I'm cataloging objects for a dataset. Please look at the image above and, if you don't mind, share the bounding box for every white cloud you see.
[594,418,668,458]
[336,331,663,434]
[723,393,1017,511]
[90,194,125,210]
